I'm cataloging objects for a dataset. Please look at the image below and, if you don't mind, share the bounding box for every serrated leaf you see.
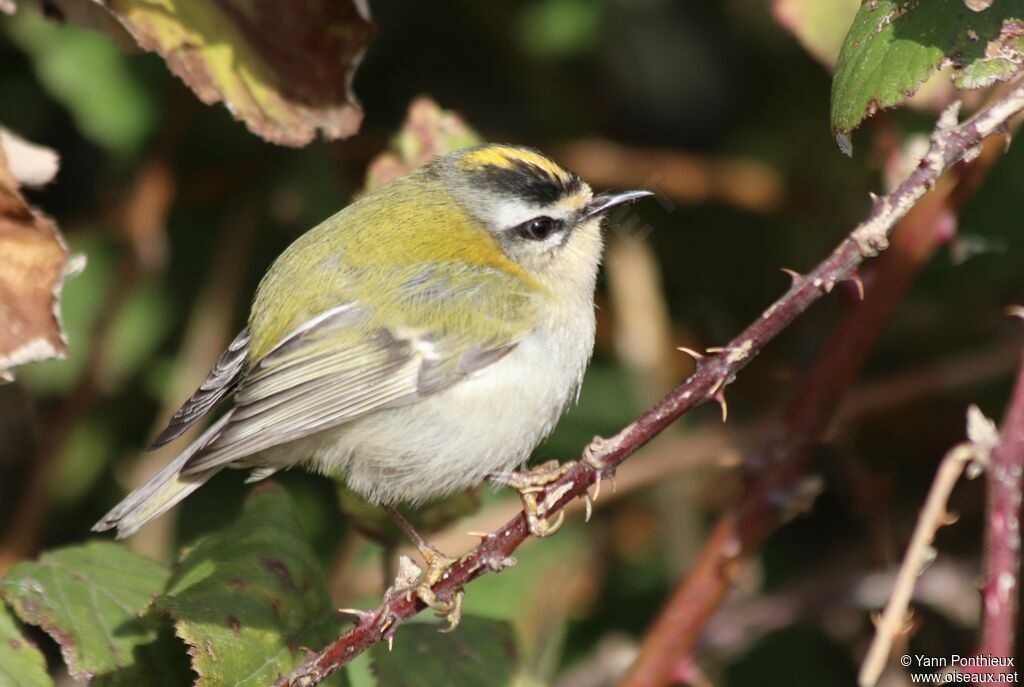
[832,0,1024,150]
[0,602,51,687]
[154,483,348,687]
[0,541,181,686]
[954,17,1024,88]
[94,0,376,147]
[370,616,519,687]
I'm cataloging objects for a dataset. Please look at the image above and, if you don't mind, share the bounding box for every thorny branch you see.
[621,88,1021,685]
[279,80,1024,687]
[859,407,1000,687]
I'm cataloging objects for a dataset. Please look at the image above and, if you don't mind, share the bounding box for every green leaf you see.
[831,0,1024,152]
[370,616,519,687]
[0,602,51,687]
[0,541,182,686]
[95,0,375,147]
[155,483,348,686]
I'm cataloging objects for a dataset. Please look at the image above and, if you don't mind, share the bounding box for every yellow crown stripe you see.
[461,145,570,182]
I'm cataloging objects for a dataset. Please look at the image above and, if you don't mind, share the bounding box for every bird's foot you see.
[412,543,463,633]
[500,460,576,538]
[385,506,464,632]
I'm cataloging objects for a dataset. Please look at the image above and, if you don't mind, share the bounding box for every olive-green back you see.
[248,170,540,361]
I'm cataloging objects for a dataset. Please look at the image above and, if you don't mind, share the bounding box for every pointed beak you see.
[583,190,655,219]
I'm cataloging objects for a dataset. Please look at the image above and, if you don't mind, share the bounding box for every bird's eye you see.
[520,217,558,241]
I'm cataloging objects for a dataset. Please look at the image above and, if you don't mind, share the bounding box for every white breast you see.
[291,305,596,506]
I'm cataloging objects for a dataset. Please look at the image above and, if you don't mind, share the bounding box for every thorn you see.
[584,493,593,522]
[997,122,1013,152]
[848,273,865,301]
[823,279,836,293]
[1006,305,1024,320]
[380,616,394,636]
[611,474,618,494]
[387,635,394,652]
[705,346,726,354]
[780,267,802,285]
[593,471,602,502]
[338,608,371,621]
[868,191,882,210]
[466,531,491,539]
[677,346,704,360]
[714,390,728,422]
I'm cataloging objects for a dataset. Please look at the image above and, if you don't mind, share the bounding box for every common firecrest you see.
[94,144,651,562]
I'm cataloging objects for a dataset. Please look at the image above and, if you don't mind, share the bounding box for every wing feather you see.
[176,267,535,475]
[147,328,250,449]
[179,320,517,475]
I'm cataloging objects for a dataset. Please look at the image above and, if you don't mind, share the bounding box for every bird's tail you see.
[92,413,231,539]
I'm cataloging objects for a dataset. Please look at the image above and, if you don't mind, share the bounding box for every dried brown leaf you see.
[0,128,59,188]
[92,0,376,146]
[0,132,74,375]
[364,97,481,192]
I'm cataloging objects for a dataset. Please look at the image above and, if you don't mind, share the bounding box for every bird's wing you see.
[178,265,537,474]
[147,328,251,449]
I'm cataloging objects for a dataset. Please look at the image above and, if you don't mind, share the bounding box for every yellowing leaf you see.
[98,0,376,146]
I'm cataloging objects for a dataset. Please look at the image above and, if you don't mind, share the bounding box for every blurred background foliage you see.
[1,0,1023,685]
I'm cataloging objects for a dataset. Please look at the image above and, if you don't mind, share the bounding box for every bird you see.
[94,143,651,624]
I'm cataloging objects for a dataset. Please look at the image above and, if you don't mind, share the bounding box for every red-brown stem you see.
[280,82,1024,687]
[622,110,1015,687]
[980,351,1024,678]
[621,170,959,687]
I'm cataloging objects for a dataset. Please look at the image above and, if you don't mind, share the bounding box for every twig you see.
[620,89,1017,686]
[859,407,998,687]
[979,348,1024,676]
[279,81,1024,687]
[336,427,737,602]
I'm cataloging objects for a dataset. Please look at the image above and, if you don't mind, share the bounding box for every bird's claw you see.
[503,460,573,538]
[411,543,464,632]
